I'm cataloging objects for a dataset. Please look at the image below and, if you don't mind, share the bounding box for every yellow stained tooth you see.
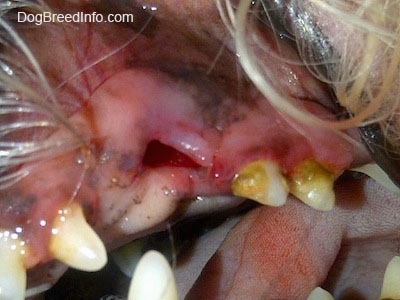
[307,287,334,300]
[379,256,400,299]
[0,230,27,300]
[231,160,288,206]
[289,160,335,211]
[127,250,178,300]
[49,203,107,272]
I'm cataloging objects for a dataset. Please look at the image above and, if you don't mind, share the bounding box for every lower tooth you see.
[49,203,107,272]
[127,250,178,300]
[379,256,400,299]
[307,287,334,300]
[0,230,27,300]
[231,160,289,206]
[288,160,335,211]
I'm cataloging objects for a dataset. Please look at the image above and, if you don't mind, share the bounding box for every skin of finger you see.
[187,197,343,299]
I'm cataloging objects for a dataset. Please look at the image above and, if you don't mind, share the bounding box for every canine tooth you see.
[379,256,400,299]
[127,250,178,300]
[289,160,335,211]
[231,160,288,206]
[49,203,107,271]
[0,230,27,300]
[307,287,334,300]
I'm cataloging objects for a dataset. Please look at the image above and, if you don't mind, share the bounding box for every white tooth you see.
[127,250,178,300]
[0,230,27,300]
[231,160,288,206]
[49,203,107,271]
[380,256,400,299]
[307,287,334,300]
[289,160,335,211]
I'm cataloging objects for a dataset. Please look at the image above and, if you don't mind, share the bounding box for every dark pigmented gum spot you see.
[174,70,249,129]
[0,190,36,223]
[118,152,139,171]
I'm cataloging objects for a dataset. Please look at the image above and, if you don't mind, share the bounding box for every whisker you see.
[0,167,30,190]
[53,12,154,94]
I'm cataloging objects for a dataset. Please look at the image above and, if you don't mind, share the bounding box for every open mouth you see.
[1,0,400,299]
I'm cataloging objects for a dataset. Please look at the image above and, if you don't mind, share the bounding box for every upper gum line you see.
[0,60,357,261]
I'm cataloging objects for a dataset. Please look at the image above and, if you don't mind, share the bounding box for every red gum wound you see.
[1,67,355,269]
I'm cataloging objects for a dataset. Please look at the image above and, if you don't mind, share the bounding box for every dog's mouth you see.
[0,0,400,299]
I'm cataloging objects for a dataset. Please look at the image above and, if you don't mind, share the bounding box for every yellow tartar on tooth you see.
[289,159,335,211]
[231,160,288,206]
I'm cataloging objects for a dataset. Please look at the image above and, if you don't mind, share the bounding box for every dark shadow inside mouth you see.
[359,123,400,188]
[142,140,201,168]
[43,201,253,300]
[43,258,131,300]
[330,288,367,300]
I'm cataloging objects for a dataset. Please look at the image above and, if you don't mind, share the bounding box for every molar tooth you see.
[49,203,107,272]
[379,256,400,299]
[127,250,178,300]
[307,287,334,300]
[0,230,27,300]
[289,160,335,211]
[231,160,289,206]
